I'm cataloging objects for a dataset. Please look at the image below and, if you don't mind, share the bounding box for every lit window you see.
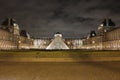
[92,41,95,44]
[92,33,95,36]
[100,24,103,26]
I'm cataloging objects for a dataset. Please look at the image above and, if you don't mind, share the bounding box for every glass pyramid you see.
[46,33,69,50]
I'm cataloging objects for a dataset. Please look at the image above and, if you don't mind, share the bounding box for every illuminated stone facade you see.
[0,18,34,50]
[82,18,120,50]
[1,17,118,50]
[34,38,51,49]
[65,38,82,49]
[0,29,17,50]
[34,36,82,49]
[103,27,120,50]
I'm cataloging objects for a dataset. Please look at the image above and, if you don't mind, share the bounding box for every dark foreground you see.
[0,62,120,80]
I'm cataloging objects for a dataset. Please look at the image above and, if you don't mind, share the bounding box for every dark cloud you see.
[86,0,120,14]
[0,0,120,38]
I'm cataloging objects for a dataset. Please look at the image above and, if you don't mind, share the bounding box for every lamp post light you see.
[18,40,21,49]
[17,35,21,49]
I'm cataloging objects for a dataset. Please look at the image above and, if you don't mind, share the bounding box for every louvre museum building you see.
[0,18,33,50]
[34,18,120,50]
[82,18,120,50]
[0,18,120,50]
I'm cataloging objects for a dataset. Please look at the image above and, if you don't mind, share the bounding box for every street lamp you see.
[17,35,21,49]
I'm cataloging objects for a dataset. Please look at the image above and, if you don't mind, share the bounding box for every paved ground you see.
[0,62,120,80]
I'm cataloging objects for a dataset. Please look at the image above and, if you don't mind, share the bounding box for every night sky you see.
[0,0,120,38]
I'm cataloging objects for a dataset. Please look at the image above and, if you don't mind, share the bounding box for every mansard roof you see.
[1,18,16,26]
[102,18,116,26]
[20,30,28,37]
[56,32,61,34]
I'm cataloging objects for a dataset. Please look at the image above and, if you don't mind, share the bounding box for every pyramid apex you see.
[56,32,61,34]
